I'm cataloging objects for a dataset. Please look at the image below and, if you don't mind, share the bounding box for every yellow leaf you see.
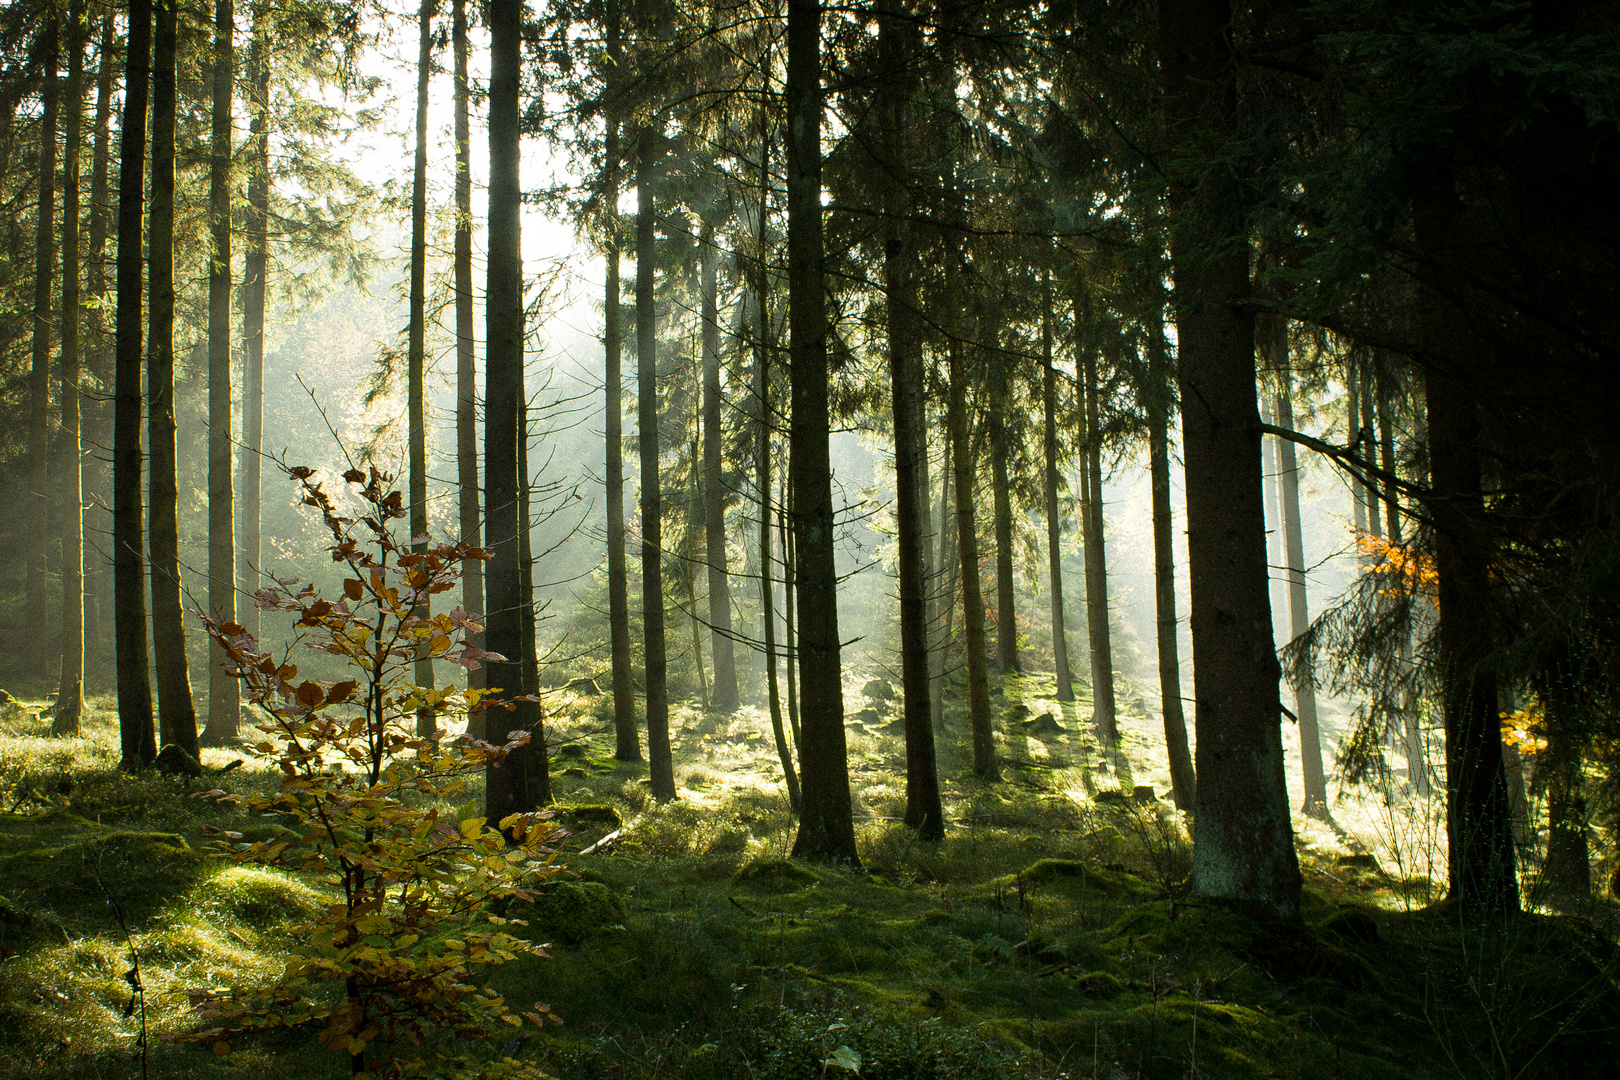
[460,817,486,838]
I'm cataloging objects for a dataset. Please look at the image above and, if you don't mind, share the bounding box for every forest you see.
[2,0,1619,1077]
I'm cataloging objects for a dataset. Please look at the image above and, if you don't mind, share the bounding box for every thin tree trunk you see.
[1359,368,1381,539]
[483,0,538,821]
[1374,366,1424,791]
[637,128,676,802]
[1160,0,1300,918]
[85,12,116,670]
[777,493,800,744]
[786,0,857,862]
[148,0,198,757]
[452,0,485,713]
[236,12,268,660]
[1147,291,1194,811]
[753,194,799,809]
[53,0,88,736]
[27,16,59,648]
[880,0,942,840]
[407,0,435,736]
[1347,360,1369,539]
[1274,367,1330,818]
[689,426,709,712]
[114,0,156,769]
[947,254,995,780]
[700,220,739,710]
[602,153,636,753]
[989,393,1019,676]
[517,392,552,805]
[1041,286,1073,702]
[931,428,954,731]
[1079,332,1117,742]
[204,0,239,744]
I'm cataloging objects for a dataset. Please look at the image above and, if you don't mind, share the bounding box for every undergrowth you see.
[3,677,1619,1078]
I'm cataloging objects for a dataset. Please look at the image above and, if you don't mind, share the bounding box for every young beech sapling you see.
[173,462,562,1079]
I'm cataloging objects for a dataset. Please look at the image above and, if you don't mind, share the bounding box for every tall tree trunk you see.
[1041,287,1073,702]
[947,254,996,780]
[780,492,800,745]
[989,393,1019,676]
[688,426,709,712]
[407,0,435,736]
[601,87,636,758]
[1347,360,1369,539]
[237,11,268,661]
[753,188,799,809]
[931,428,954,731]
[452,0,485,710]
[1079,334,1117,742]
[517,393,553,804]
[1359,368,1381,539]
[880,0,942,840]
[27,16,60,649]
[203,0,239,744]
[1373,364,1424,791]
[786,0,857,862]
[636,128,676,802]
[1160,0,1300,918]
[53,0,88,736]
[148,0,198,757]
[700,221,739,711]
[483,0,538,821]
[84,11,116,673]
[1147,278,1194,812]
[1273,365,1329,818]
[114,0,156,769]
[1416,171,1516,913]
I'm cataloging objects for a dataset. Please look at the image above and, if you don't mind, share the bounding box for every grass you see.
[2,677,1618,1079]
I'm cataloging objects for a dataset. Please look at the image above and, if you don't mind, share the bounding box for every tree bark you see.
[1160,0,1300,918]
[237,11,268,659]
[780,492,800,746]
[452,0,485,709]
[1079,330,1117,742]
[752,160,799,808]
[700,220,739,711]
[114,0,156,769]
[786,0,857,862]
[1147,280,1194,812]
[880,0,942,840]
[947,254,996,780]
[408,0,436,736]
[1273,368,1329,818]
[687,427,709,712]
[601,17,636,757]
[84,12,116,669]
[636,128,676,802]
[931,427,955,731]
[989,386,1019,677]
[483,0,538,821]
[27,15,60,649]
[1041,287,1073,703]
[1415,171,1516,913]
[148,0,199,757]
[204,0,239,744]
[517,392,552,805]
[53,0,88,736]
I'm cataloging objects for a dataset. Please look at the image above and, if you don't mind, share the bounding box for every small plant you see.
[172,463,563,1079]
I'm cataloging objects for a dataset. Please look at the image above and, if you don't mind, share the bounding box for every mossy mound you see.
[525,880,627,945]
[733,856,821,890]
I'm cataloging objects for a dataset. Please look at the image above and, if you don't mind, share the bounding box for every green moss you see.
[733,856,821,889]
[525,880,626,945]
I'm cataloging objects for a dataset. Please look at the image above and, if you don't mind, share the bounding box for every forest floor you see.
[3,672,1619,1079]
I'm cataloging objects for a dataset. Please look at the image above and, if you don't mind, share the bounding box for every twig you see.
[93,853,147,1080]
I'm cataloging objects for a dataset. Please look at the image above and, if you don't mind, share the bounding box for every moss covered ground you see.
[2,677,1618,1079]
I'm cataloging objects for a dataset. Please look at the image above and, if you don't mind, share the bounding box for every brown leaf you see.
[343,578,364,601]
